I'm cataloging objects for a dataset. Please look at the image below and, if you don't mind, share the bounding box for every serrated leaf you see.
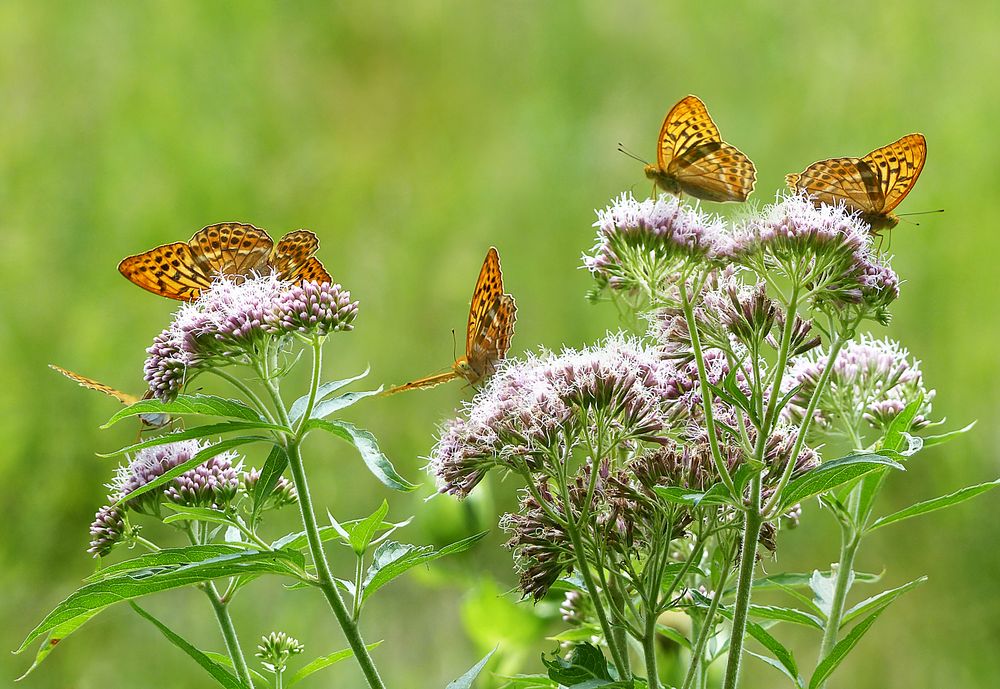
[777,453,903,512]
[739,570,881,593]
[161,504,240,528]
[309,389,383,420]
[839,576,926,627]
[653,482,734,507]
[112,436,270,508]
[867,480,1000,532]
[86,545,250,581]
[361,532,486,604]
[350,500,390,555]
[306,419,417,492]
[288,368,370,422]
[655,623,692,649]
[747,650,803,687]
[102,394,264,428]
[15,615,93,680]
[251,444,289,517]
[285,642,382,687]
[17,549,304,655]
[542,642,612,685]
[446,647,497,688]
[130,603,248,689]
[919,421,976,448]
[98,421,291,457]
[748,605,824,630]
[809,607,887,688]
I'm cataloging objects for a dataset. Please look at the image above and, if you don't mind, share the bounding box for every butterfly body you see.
[119,222,332,301]
[385,248,516,395]
[644,95,756,203]
[786,133,927,231]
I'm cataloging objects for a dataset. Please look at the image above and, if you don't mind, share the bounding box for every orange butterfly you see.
[643,95,756,203]
[50,365,169,428]
[118,222,332,301]
[786,133,927,231]
[384,247,517,395]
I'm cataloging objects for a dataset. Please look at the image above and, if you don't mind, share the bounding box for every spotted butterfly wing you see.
[49,365,168,427]
[785,133,927,230]
[270,230,332,284]
[644,95,756,203]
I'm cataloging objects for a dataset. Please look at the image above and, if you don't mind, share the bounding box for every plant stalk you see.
[721,477,762,689]
[206,586,255,689]
[643,609,659,689]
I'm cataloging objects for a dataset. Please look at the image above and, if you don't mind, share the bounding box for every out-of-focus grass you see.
[2,2,998,687]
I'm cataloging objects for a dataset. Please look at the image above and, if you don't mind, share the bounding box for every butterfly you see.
[384,247,517,395]
[642,95,756,203]
[118,222,332,301]
[50,365,169,428]
[785,133,927,231]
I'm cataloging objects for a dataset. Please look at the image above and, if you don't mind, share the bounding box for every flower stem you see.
[816,529,861,676]
[721,476,762,689]
[205,585,255,689]
[680,545,733,689]
[643,608,659,689]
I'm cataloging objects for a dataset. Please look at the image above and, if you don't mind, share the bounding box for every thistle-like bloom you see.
[785,336,935,437]
[430,335,676,496]
[732,194,898,318]
[242,467,298,509]
[165,455,241,509]
[584,193,728,297]
[142,274,357,401]
[256,631,304,674]
[265,281,359,337]
[87,504,126,557]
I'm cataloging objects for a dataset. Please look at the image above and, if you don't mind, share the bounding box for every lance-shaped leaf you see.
[306,419,417,492]
[776,453,903,513]
[99,421,291,457]
[85,545,250,581]
[251,444,290,517]
[361,532,486,605]
[288,368,370,423]
[446,647,497,689]
[286,642,382,687]
[102,394,264,428]
[809,607,887,688]
[16,549,304,658]
[308,389,383,421]
[839,576,926,628]
[867,480,1000,532]
[919,421,976,448]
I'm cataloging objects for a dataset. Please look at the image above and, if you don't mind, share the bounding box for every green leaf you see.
[306,419,417,492]
[776,453,903,512]
[655,623,692,650]
[271,517,410,552]
[350,500,390,556]
[880,396,924,453]
[130,602,248,689]
[361,532,486,604]
[98,421,291,457]
[161,504,241,529]
[15,615,94,680]
[809,607,887,688]
[86,545,250,581]
[542,642,612,685]
[251,444,289,517]
[550,625,606,643]
[748,605,824,630]
[288,368,370,422]
[446,647,497,689]
[309,389,383,420]
[747,650,803,688]
[653,482,734,507]
[711,606,800,683]
[17,549,304,655]
[867,480,1000,532]
[742,570,881,592]
[839,576,926,627]
[919,421,976,448]
[102,394,264,428]
[202,652,271,686]
[285,642,382,687]
[112,436,270,507]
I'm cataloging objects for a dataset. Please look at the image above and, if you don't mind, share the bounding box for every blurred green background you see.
[2,2,998,687]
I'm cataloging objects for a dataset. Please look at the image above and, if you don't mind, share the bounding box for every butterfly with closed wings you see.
[118,222,332,301]
[786,133,927,232]
[642,95,757,203]
[384,247,516,395]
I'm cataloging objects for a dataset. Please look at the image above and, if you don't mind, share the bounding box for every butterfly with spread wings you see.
[786,133,927,232]
[118,222,332,301]
[642,95,757,203]
[384,247,516,395]
[50,365,169,428]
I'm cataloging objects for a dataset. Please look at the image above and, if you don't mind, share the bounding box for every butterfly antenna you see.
[617,142,650,165]
[896,209,945,217]
[451,328,458,361]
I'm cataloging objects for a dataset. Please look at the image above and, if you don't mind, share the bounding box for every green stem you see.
[680,546,733,689]
[209,368,277,425]
[643,609,659,689]
[605,577,632,678]
[205,585,255,689]
[679,280,736,497]
[722,477,762,689]
[261,367,386,689]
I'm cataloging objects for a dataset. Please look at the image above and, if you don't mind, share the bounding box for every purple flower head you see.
[144,326,189,402]
[242,467,298,509]
[165,454,241,508]
[265,281,359,337]
[583,193,729,296]
[785,336,935,436]
[430,335,677,497]
[195,273,288,354]
[87,504,126,557]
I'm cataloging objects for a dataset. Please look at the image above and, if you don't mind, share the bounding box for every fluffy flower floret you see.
[785,336,935,436]
[165,454,241,508]
[265,281,359,337]
[87,504,126,557]
[584,193,728,296]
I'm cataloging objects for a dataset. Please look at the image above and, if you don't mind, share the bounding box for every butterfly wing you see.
[466,294,517,382]
[118,241,217,301]
[860,133,926,213]
[785,156,883,212]
[465,248,506,357]
[189,223,274,276]
[49,365,140,405]
[658,96,756,202]
[271,230,331,283]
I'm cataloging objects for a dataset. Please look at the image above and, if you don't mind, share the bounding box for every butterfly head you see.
[452,357,478,384]
[863,212,900,232]
[644,165,680,195]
